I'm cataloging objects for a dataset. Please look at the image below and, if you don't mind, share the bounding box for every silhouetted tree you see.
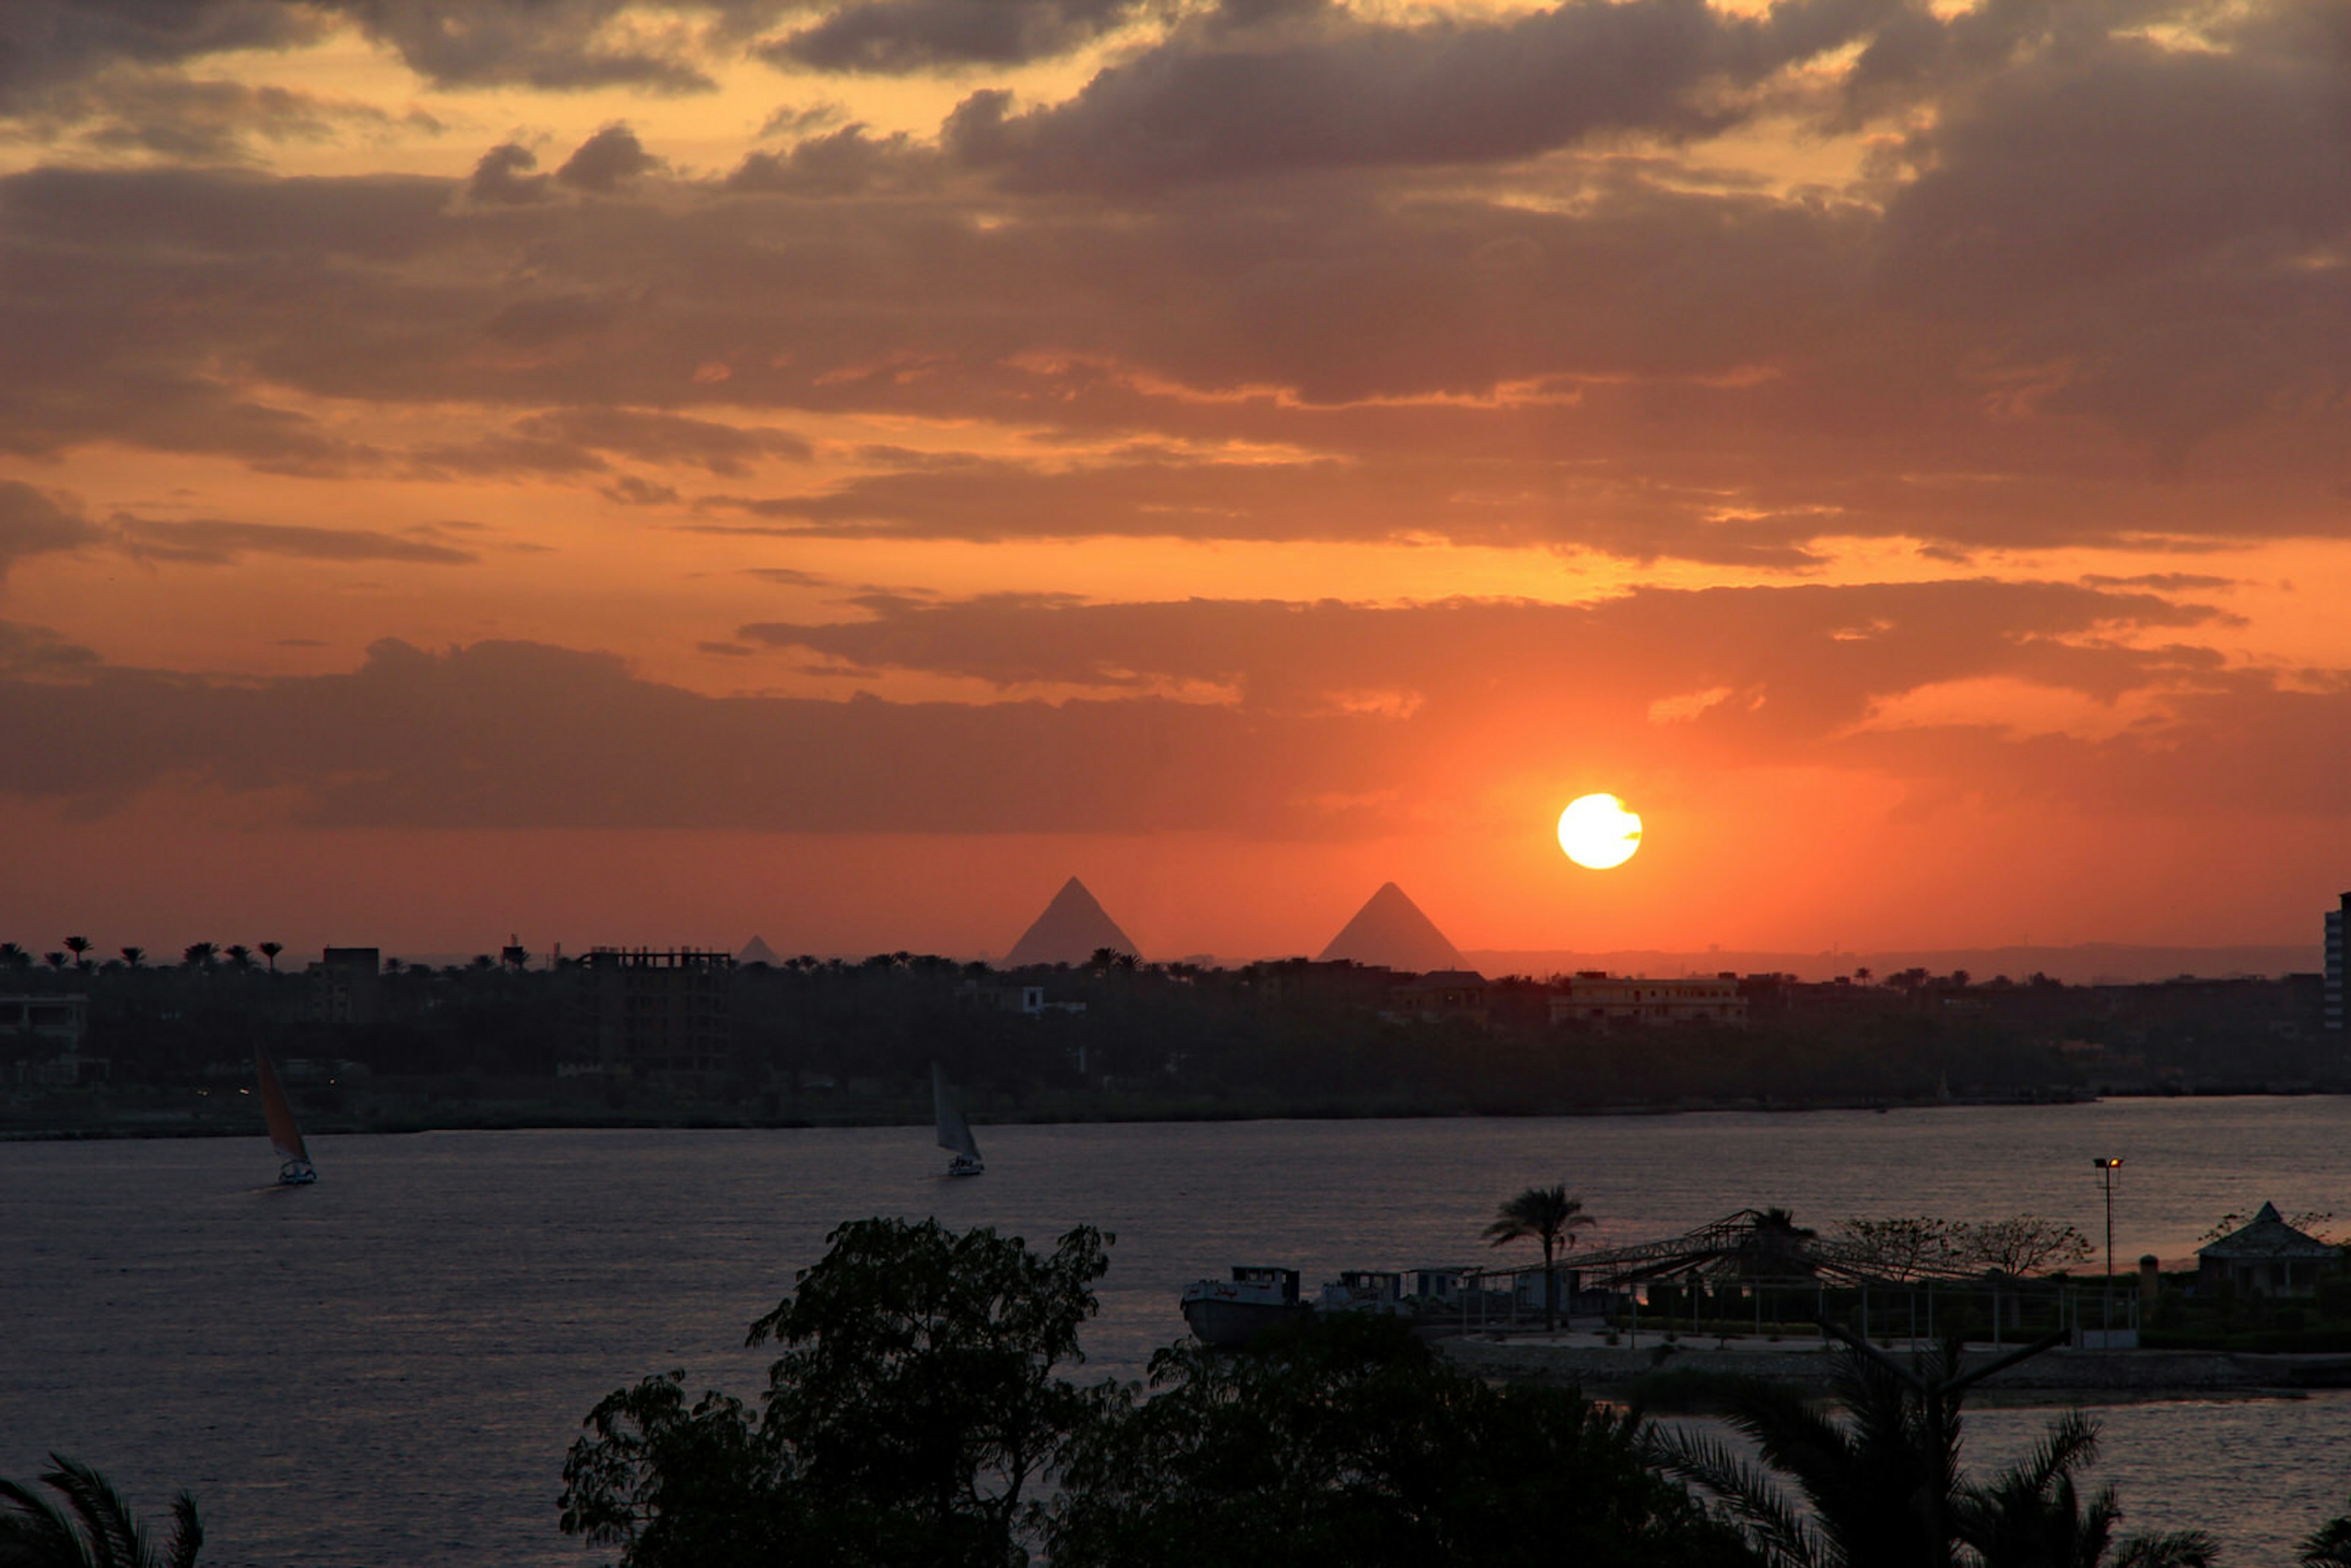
[224,945,252,973]
[1050,1314,1753,1567]
[43,952,67,973]
[62,937,91,970]
[0,943,28,973]
[2304,1499,2351,1567]
[1484,1185,1594,1331]
[561,1218,1111,1568]
[181,943,217,970]
[1952,1411,2215,1567]
[0,1455,203,1568]
[119,947,144,969]
[257,942,282,973]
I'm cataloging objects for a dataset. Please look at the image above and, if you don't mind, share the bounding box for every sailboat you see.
[932,1063,984,1177]
[255,1046,318,1185]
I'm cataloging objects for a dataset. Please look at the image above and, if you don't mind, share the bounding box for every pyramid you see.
[738,935,782,966]
[1317,883,1463,972]
[1004,877,1141,967]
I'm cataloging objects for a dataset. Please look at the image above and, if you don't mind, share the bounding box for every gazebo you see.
[2196,1202,2342,1298]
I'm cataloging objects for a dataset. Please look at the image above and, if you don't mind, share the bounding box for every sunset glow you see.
[0,0,2344,959]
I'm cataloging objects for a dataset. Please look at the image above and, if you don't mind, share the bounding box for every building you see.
[2196,1202,2342,1297]
[2328,893,2347,1032]
[3,995,102,1086]
[307,947,382,1025]
[582,948,735,1085]
[1548,972,1749,1030]
[1384,970,1490,1026]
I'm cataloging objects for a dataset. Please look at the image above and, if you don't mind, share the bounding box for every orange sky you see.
[2,0,2347,960]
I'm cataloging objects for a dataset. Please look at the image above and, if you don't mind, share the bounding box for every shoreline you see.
[9,1083,2351,1143]
[1439,1335,2351,1398]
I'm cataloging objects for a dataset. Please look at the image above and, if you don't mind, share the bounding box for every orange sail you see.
[254,1047,310,1165]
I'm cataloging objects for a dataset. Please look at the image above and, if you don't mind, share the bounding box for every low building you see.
[1384,970,1490,1026]
[1548,972,1748,1030]
[2196,1202,2342,1297]
[4,995,103,1086]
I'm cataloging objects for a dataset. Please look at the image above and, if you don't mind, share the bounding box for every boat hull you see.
[1180,1295,1312,1349]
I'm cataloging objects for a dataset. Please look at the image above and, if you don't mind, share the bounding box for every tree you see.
[1952,1411,2216,1568]
[560,1218,1112,1568]
[0,943,28,972]
[257,942,282,973]
[1652,1327,2198,1568]
[1948,1218,2093,1279]
[181,943,217,970]
[224,945,252,973]
[1483,1185,1594,1331]
[1049,1313,1755,1568]
[43,952,67,972]
[1837,1218,1954,1283]
[119,947,144,970]
[62,937,90,971]
[0,1455,203,1568]
[2304,1501,2351,1567]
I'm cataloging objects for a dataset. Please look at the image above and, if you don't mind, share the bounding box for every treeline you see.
[7,947,2339,1115]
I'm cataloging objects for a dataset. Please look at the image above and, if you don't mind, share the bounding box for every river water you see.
[4,1099,2348,1564]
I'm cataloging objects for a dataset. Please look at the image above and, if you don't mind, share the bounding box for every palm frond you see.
[0,1474,95,1568]
[43,1459,146,1568]
[1646,1425,1824,1568]
[2112,1528,2221,1568]
[160,1497,202,1568]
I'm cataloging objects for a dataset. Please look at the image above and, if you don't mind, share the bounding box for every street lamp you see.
[2092,1157,2123,1338]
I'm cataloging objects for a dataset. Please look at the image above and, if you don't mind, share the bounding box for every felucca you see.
[932,1063,983,1177]
[255,1046,318,1185]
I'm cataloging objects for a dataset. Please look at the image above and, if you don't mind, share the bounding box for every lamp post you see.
[2092,1157,2123,1338]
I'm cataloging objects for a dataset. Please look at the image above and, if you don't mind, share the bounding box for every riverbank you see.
[18,1079,2347,1142]
[1441,1331,2351,1395]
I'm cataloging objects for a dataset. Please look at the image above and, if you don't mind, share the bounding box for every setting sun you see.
[1558,793,1643,870]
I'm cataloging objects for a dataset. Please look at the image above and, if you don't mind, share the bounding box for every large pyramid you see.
[1004,877,1142,967]
[1318,883,1463,972]
[737,935,782,966]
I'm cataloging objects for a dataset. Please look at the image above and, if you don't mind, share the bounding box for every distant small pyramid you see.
[1004,877,1141,967]
[1318,883,1463,972]
[738,935,782,966]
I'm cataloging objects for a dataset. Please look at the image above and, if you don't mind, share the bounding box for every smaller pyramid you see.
[1318,883,1463,972]
[738,936,782,966]
[1004,877,1141,967]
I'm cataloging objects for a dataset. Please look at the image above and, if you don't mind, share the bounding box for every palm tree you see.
[2304,1502,2351,1567]
[0,943,28,972]
[0,1454,203,1567]
[223,945,252,972]
[119,947,144,969]
[43,952,67,973]
[181,942,217,970]
[62,937,91,971]
[1954,1411,2216,1567]
[257,942,282,973]
[1483,1185,1594,1332]
[1653,1329,2203,1568]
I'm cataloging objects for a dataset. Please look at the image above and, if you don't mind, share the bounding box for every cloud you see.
[467,142,552,205]
[0,583,2339,835]
[760,0,1156,74]
[556,122,665,191]
[0,481,101,579]
[112,516,480,565]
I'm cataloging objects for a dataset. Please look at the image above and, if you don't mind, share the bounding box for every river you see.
[4,1098,2347,1564]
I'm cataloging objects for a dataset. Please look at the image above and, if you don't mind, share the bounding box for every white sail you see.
[932,1064,981,1161]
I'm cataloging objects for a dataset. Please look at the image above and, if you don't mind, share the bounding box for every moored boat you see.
[1180,1266,1310,1347]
